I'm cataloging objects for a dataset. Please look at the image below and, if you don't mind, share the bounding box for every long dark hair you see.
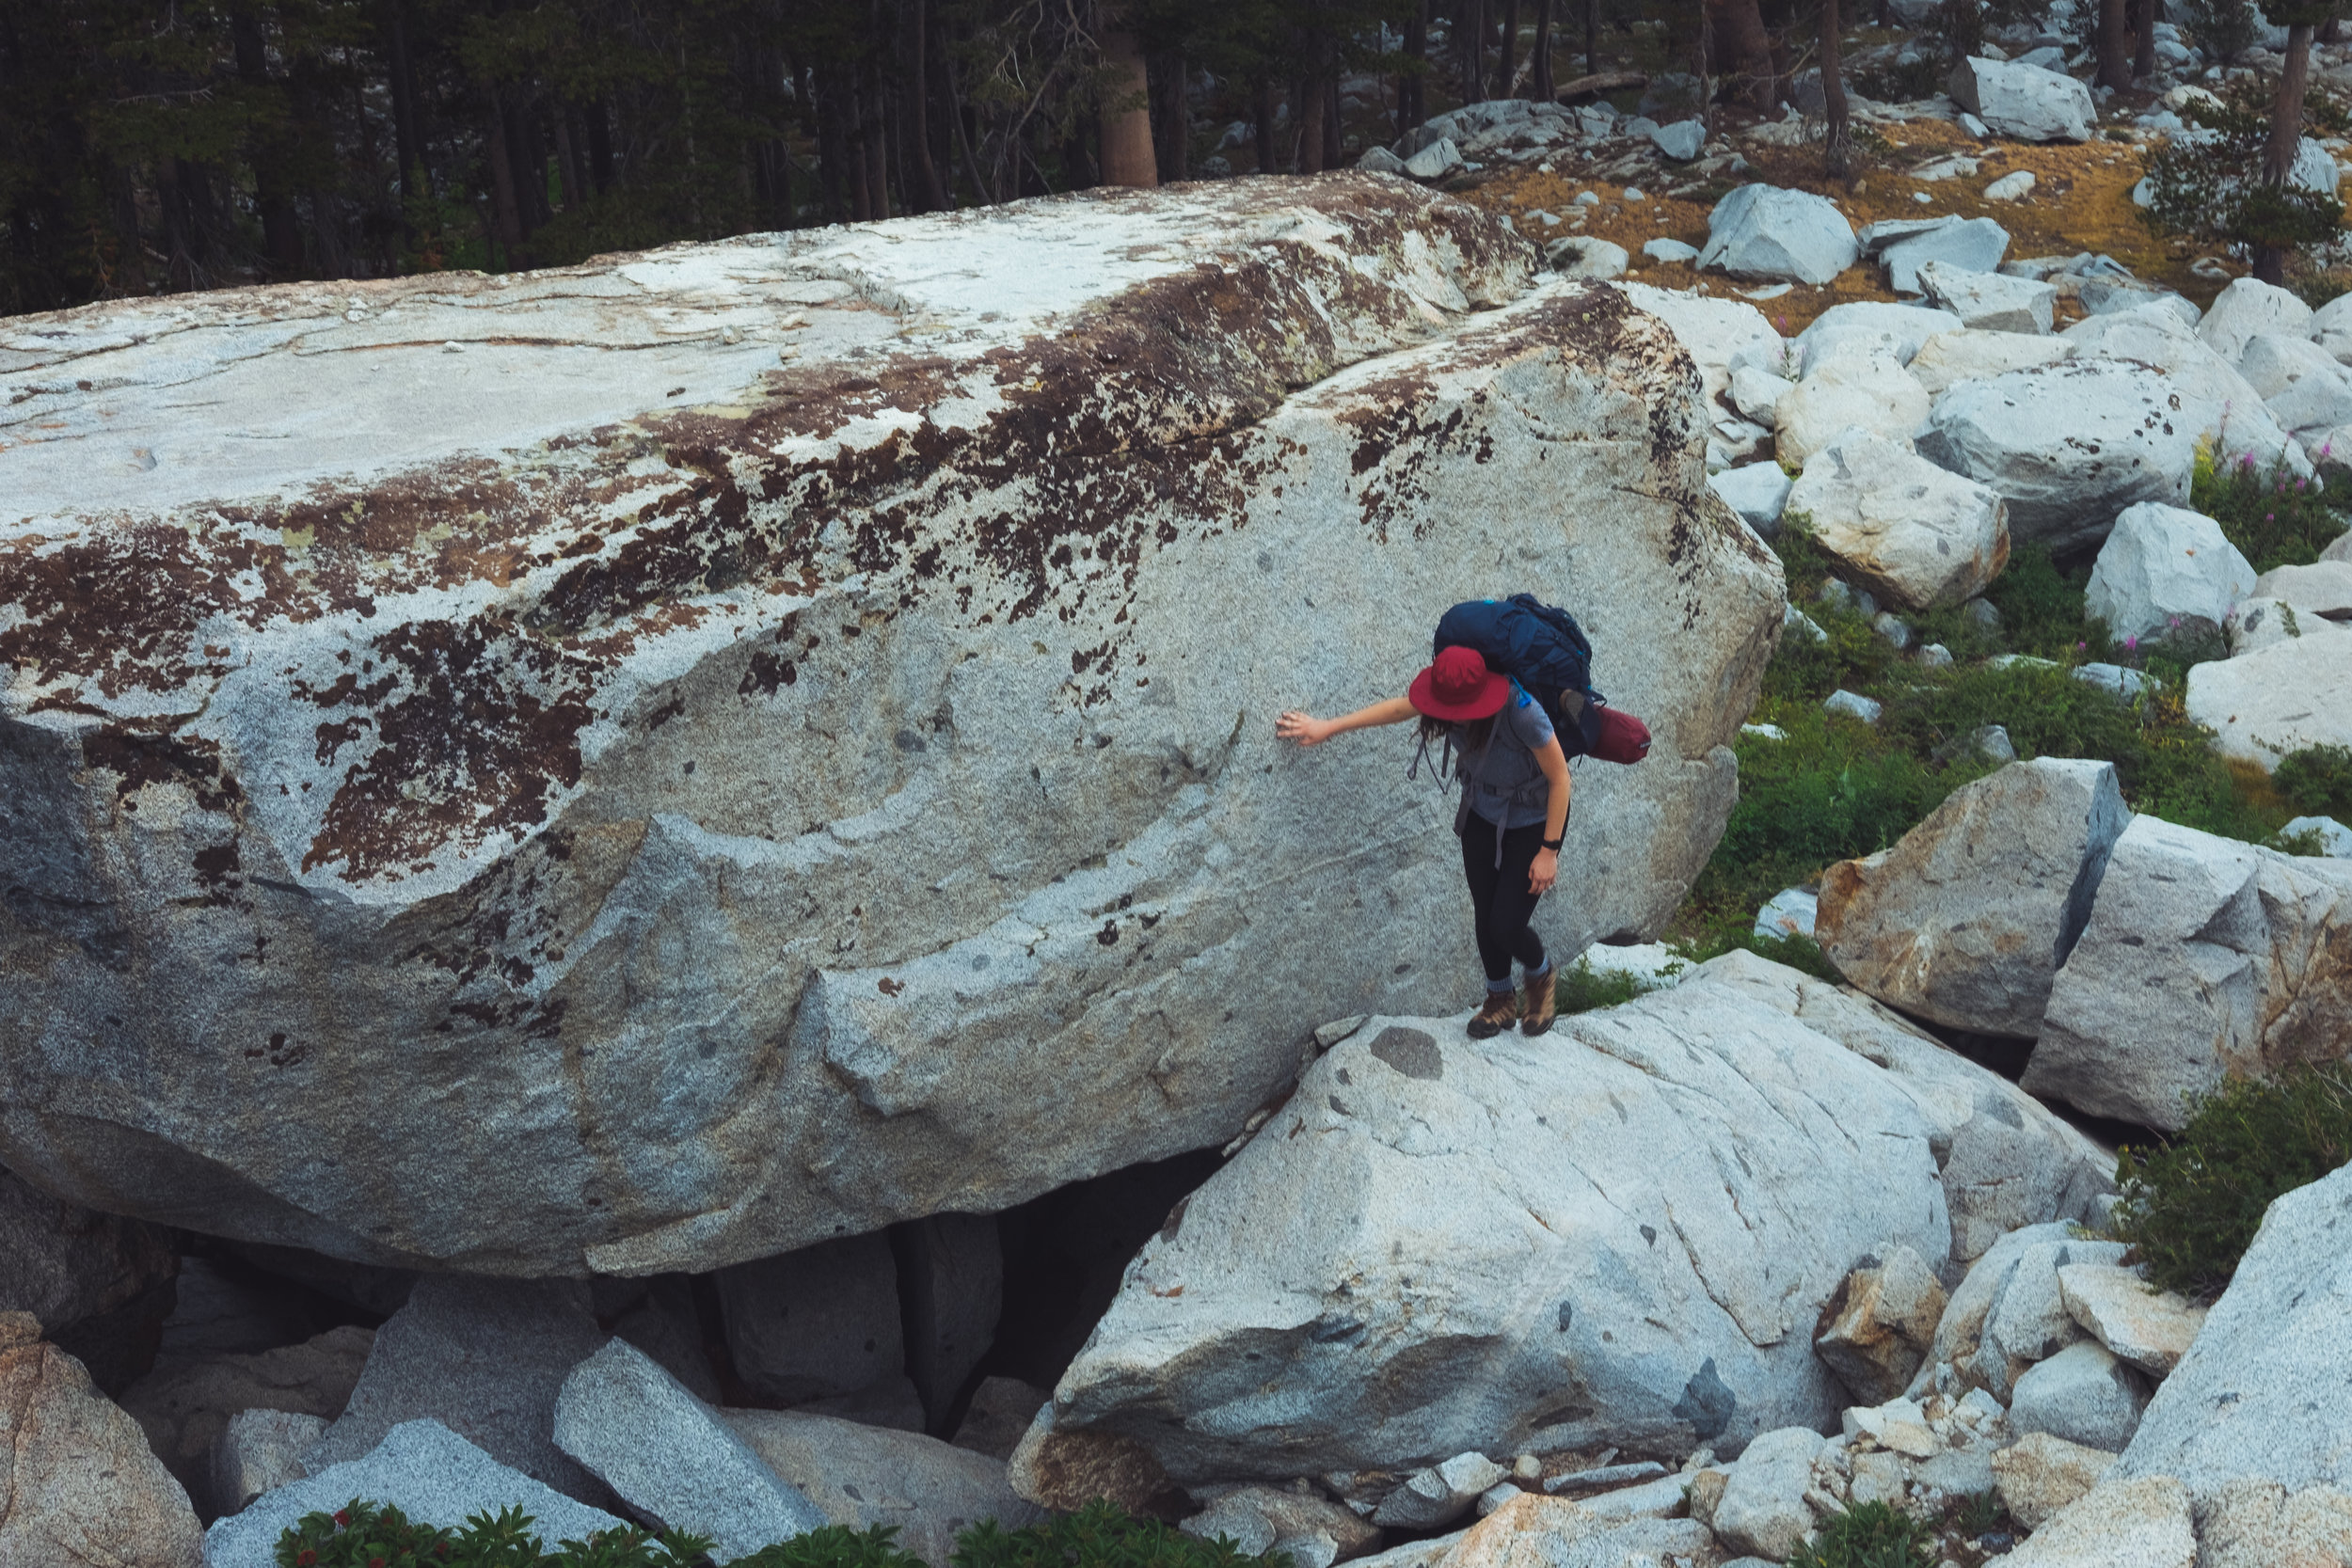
[1417,711,1497,772]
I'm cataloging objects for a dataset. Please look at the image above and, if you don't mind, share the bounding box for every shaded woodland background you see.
[0,0,1822,315]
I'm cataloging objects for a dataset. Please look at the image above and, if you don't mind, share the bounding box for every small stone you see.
[1651,119,1707,161]
[1984,170,2038,200]
[1623,187,1646,201]
[1919,642,1953,668]
[1874,612,1914,650]
[1783,604,1829,643]
[1754,885,1820,940]
[1575,191,1601,206]
[1993,1432,2118,1531]
[1372,1450,1507,1529]
[2070,662,2161,703]
[1824,689,1884,724]
[2010,1339,2149,1452]
[1512,1453,1542,1481]
[1404,138,1465,180]
[1313,1017,1369,1049]
[2281,815,2352,856]
[1741,722,1788,740]
[1358,146,1410,176]
[209,1408,326,1517]
[1643,237,1701,264]
[1963,597,2001,629]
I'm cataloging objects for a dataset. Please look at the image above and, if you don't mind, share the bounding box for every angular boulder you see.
[717,1232,904,1407]
[1786,427,2010,608]
[1698,184,1860,284]
[1793,300,1962,373]
[2256,559,2352,620]
[2001,1476,2194,1568]
[1883,216,2010,294]
[204,1419,626,1567]
[119,1322,373,1512]
[2084,502,2257,643]
[2114,1162,2352,1502]
[2009,1339,2150,1452]
[1179,1484,1380,1568]
[2062,303,2312,480]
[1992,1432,2117,1532]
[1812,1243,1947,1405]
[2196,277,2314,363]
[553,1338,828,1560]
[2238,332,2352,451]
[0,1310,202,1568]
[2025,816,2352,1131]
[0,179,1785,1276]
[2189,619,2352,769]
[1031,953,2109,1488]
[725,1406,1047,1568]
[210,1406,327,1517]
[1911,1224,2129,1402]
[2056,1262,2206,1378]
[1920,359,2249,552]
[1919,261,2056,334]
[1614,281,1783,410]
[1774,356,1933,469]
[1816,759,2130,1039]
[0,1164,179,1394]
[1905,328,2074,396]
[1947,57,2096,142]
[305,1275,611,1502]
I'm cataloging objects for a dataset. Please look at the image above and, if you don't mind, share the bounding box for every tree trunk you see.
[1707,0,1774,114]
[2257,21,2316,285]
[1821,0,1852,178]
[1298,72,1328,172]
[1152,51,1189,181]
[1462,0,1489,102]
[230,7,304,277]
[910,0,948,210]
[485,91,526,261]
[1500,0,1524,92]
[1402,0,1429,128]
[1098,25,1159,186]
[1254,76,1281,173]
[586,100,615,192]
[382,0,424,202]
[2096,0,2132,91]
[1531,0,1556,99]
[1585,0,1599,72]
[2131,0,2157,77]
[859,48,890,217]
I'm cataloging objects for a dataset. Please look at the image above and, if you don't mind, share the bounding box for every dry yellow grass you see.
[1466,118,2233,333]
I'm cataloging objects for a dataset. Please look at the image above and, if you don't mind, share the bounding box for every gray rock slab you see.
[2086,502,2256,643]
[2188,630,2352,768]
[2026,815,2352,1131]
[2061,303,2311,481]
[206,1419,625,1568]
[2001,1475,2194,1566]
[1699,184,1860,284]
[1816,758,2129,1038]
[1788,427,2010,610]
[0,1166,178,1395]
[2057,1263,2205,1377]
[1913,1225,2127,1399]
[1179,1484,1378,1568]
[2115,1163,2352,1502]
[304,1275,609,1503]
[718,1231,904,1405]
[1919,359,2221,553]
[0,182,1784,1278]
[1883,216,2011,294]
[1796,300,1964,372]
[1947,56,2096,141]
[555,1337,826,1560]
[2196,276,2313,363]
[1650,119,1706,160]
[2255,559,2352,620]
[1640,237,1700,264]
[210,1407,326,1517]
[1920,261,2056,333]
[2010,1339,2150,1451]
[1404,137,1465,179]
[1774,354,1932,468]
[1708,463,1792,536]
[1546,236,1629,279]
[2284,814,2352,856]
[1709,1427,1824,1559]
[1825,689,1883,723]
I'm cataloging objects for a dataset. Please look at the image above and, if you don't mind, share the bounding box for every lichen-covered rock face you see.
[0,178,1783,1277]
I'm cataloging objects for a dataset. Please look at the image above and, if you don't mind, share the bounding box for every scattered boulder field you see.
[5,90,2352,1568]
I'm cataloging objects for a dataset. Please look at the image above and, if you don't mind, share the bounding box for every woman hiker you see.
[1277,643,1572,1038]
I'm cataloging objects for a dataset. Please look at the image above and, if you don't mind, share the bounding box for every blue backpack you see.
[1434,594,1606,758]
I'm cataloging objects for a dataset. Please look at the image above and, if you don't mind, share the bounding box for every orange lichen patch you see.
[1466,118,2242,334]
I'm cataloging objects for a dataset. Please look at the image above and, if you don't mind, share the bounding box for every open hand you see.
[1529,848,1559,895]
[1277,711,1332,746]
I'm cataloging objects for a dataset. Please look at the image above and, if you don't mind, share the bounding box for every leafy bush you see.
[953,1502,1290,1568]
[2107,1063,2352,1297]
[273,1501,739,1568]
[2189,445,2352,573]
[2179,0,2259,60]
[733,1528,928,1568]
[1667,925,1845,983]
[2274,742,2352,817]
[1553,957,1659,1015]
[1783,1499,1935,1568]
[2138,81,2347,265]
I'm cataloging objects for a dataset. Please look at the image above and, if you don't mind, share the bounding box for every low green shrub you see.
[278,1504,1285,1568]
[1980,543,2104,661]
[952,1502,1290,1568]
[1552,958,1658,1015]
[2189,446,2352,573]
[2274,743,2352,818]
[1782,1499,1935,1568]
[2106,1063,2352,1297]
[274,1502,718,1567]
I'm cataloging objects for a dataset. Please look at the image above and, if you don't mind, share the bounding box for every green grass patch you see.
[1553,957,1659,1015]
[1783,1499,1936,1568]
[2106,1063,2352,1298]
[2190,446,2352,572]
[2275,743,2352,818]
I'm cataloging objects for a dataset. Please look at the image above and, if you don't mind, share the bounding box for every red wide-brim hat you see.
[1408,645,1512,722]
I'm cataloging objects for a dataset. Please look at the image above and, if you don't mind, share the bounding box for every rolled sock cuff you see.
[1485,975,1518,994]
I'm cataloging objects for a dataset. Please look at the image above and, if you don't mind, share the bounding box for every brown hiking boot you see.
[1520,966,1558,1037]
[1468,990,1518,1038]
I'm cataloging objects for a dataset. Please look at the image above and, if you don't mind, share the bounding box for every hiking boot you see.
[1468,990,1518,1038]
[1520,965,1558,1037]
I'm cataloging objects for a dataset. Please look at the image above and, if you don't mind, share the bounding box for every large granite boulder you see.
[1817,759,2129,1039]
[1698,184,1860,284]
[2061,303,2312,481]
[2114,1162,2352,1503]
[0,179,1784,1277]
[1905,329,2074,396]
[2025,816,2352,1131]
[1021,953,2109,1492]
[2196,277,2313,363]
[1947,56,2096,142]
[0,1164,179,1393]
[1773,355,1932,469]
[1785,427,2010,609]
[0,1310,203,1567]
[2189,622,2352,768]
[2084,502,2257,643]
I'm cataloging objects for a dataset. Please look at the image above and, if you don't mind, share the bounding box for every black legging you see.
[1459,815,1549,986]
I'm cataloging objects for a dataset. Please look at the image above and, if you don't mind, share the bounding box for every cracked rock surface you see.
[0,177,1782,1276]
[1026,951,2110,1487]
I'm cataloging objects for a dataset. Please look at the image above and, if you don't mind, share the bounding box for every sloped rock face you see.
[0,178,1784,1277]
[1028,953,2108,1488]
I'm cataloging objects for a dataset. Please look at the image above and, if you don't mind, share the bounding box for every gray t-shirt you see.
[1456,685,1557,830]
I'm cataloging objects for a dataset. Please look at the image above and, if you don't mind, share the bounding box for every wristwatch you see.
[1541,835,1564,852]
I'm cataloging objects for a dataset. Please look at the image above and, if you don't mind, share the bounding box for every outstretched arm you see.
[1277,695,1418,746]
